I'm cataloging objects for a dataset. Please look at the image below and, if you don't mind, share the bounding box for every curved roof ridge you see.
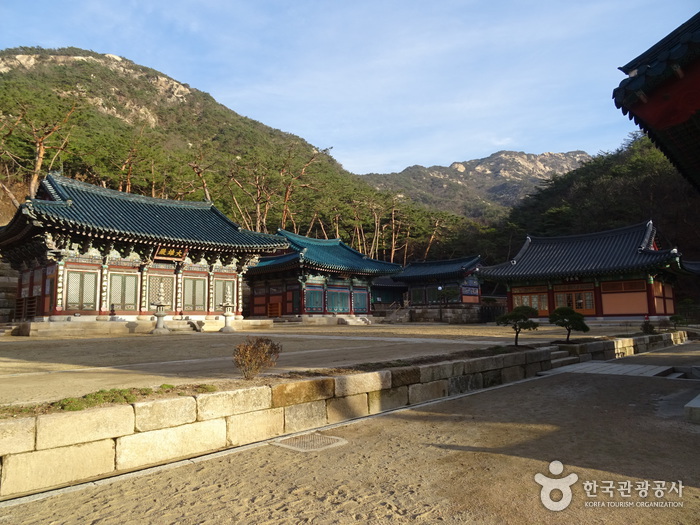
[277,229,342,246]
[43,173,214,209]
[405,254,480,267]
[526,221,652,243]
[478,221,679,281]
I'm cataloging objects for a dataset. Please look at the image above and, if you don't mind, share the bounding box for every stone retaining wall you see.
[557,332,687,361]
[0,347,555,500]
[0,332,686,500]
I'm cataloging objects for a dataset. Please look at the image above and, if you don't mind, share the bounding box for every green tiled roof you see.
[392,255,480,283]
[477,221,680,282]
[4,174,287,251]
[248,229,402,276]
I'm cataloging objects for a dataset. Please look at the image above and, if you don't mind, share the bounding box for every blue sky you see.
[1,1,698,174]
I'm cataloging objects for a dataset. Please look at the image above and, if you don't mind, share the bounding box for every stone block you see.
[525,362,543,377]
[0,417,35,455]
[464,355,504,374]
[116,419,226,471]
[559,344,584,356]
[482,370,502,388]
[525,347,554,364]
[197,386,271,420]
[391,366,421,387]
[419,361,463,383]
[134,397,196,432]
[327,393,369,424]
[368,387,408,414]
[335,371,390,397]
[501,365,525,384]
[0,439,115,497]
[448,375,470,395]
[284,401,327,433]
[446,373,484,394]
[227,408,284,447]
[672,331,687,345]
[684,395,700,424]
[36,405,134,449]
[271,378,334,408]
[408,380,448,405]
[614,338,634,350]
[502,352,526,367]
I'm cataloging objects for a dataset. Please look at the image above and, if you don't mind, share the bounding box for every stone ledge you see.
[36,405,134,450]
[197,386,271,420]
[335,371,390,397]
[327,393,369,424]
[227,408,284,447]
[684,394,700,424]
[0,439,115,497]
[271,378,334,408]
[116,419,227,471]
[0,418,35,456]
[134,397,196,432]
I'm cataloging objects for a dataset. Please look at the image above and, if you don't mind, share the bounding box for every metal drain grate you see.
[272,432,348,452]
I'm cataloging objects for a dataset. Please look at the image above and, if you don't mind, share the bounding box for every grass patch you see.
[0,384,218,419]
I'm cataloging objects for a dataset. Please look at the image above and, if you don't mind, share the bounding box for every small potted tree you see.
[496,305,539,347]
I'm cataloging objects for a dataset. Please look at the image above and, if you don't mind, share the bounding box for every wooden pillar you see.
[99,263,110,316]
[547,284,556,316]
[594,281,604,317]
[55,261,66,314]
[506,284,513,311]
[646,275,657,316]
[138,265,150,318]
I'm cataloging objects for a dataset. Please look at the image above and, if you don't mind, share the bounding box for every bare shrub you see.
[233,337,282,379]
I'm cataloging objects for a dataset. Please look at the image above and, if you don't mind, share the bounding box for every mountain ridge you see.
[363,150,591,219]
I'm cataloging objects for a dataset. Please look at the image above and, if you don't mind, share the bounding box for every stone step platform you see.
[685,394,700,424]
[539,361,675,377]
[550,350,571,360]
[550,356,580,368]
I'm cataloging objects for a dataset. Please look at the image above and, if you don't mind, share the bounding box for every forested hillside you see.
[0,47,472,263]
[1,48,698,278]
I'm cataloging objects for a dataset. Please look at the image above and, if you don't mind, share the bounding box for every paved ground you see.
[0,322,652,405]
[0,343,698,524]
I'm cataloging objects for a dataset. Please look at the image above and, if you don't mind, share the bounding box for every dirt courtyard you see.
[0,330,698,524]
[0,322,649,405]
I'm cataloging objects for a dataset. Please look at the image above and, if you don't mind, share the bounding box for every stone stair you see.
[550,349,581,369]
[0,323,19,336]
[165,320,201,332]
[338,316,372,325]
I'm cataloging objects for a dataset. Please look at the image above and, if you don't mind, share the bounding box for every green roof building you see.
[0,174,286,325]
[245,229,401,319]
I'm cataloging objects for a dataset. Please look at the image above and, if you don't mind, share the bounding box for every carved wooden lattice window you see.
[214,279,235,309]
[148,275,174,310]
[110,274,139,311]
[66,271,98,311]
[183,277,206,311]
